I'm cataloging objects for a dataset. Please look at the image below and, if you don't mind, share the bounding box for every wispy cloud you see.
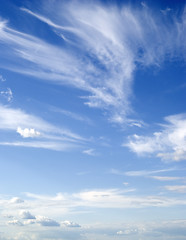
[7,220,23,226]
[51,106,92,124]
[15,189,186,210]
[0,87,13,102]
[164,185,186,193]
[0,104,85,151]
[124,114,186,161]
[110,168,174,177]
[0,141,77,151]
[0,1,185,125]
[151,176,184,181]
[82,148,97,156]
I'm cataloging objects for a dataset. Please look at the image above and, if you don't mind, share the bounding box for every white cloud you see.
[61,220,81,228]
[51,107,92,124]
[164,185,186,193]
[0,87,13,102]
[123,182,129,186]
[110,168,174,177]
[10,197,24,204]
[17,127,41,138]
[0,2,185,125]
[7,220,23,226]
[125,114,186,161]
[19,211,36,219]
[151,176,184,181]
[0,141,76,151]
[0,74,6,82]
[0,104,82,140]
[0,104,86,151]
[36,216,60,227]
[117,228,138,235]
[82,149,96,156]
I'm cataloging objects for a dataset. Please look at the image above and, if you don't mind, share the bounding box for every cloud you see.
[51,107,92,124]
[82,148,96,156]
[61,220,81,228]
[17,127,41,138]
[10,197,24,204]
[0,2,185,125]
[0,104,85,151]
[116,228,139,235]
[0,104,82,140]
[151,176,184,181]
[19,211,36,219]
[20,188,186,211]
[0,87,13,102]
[0,75,6,82]
[110,168,174,177]
[0,141,76,151]
[7,220,23,226]
[124,114,186,161]
[164,185,186,193]
[36,216,60,227]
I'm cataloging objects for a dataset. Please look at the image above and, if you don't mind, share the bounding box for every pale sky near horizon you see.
[0,0,186,239]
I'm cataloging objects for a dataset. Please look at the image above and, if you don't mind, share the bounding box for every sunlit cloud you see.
[124,114,186,161]
[17,127,41,138]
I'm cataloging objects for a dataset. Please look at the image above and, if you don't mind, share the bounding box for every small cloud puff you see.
[82,148,96,156]
[0,88,13,102]
[0,75,6,82]
[17,127,41,138]
[19,210,36,219]
[10,197,24,204]
[61,220,81,228]
[117,228,139,235]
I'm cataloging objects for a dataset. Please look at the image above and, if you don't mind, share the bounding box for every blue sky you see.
[0,0,186,239]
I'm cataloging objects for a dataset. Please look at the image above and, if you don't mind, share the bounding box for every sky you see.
[0,0,186,239]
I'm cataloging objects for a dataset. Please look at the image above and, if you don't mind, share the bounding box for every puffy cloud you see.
[125,114,186,161]
[36,216,60,227]
[17,127,41,138]
[61,220,81,228]
[19,211,36,219]
[10,197,24,204]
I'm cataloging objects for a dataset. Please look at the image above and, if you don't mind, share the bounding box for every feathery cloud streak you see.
[0,104,85,150]
[0,1,185,124]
